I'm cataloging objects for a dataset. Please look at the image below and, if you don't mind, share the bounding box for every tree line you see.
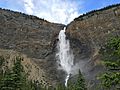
[0,56,87,90]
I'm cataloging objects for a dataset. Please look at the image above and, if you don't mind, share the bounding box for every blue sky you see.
[0,0,120,24]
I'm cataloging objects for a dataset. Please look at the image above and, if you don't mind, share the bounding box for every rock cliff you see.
[0,8,65,86]
[66,4,120,88]
[0,4,120,88]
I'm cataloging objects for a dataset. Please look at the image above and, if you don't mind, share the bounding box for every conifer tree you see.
[73,70,87,90]
[0,71,15,90]
[0,56,4,83]
[12,57,24,90]
[98,36,120,89]
[67,70,87,90]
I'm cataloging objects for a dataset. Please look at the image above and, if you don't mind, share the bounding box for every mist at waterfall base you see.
[56,27,85,87]
[56,28,89,87]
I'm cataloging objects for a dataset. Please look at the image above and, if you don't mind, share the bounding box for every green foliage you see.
[98,72,120,89]
[0,57,24,90]
[98,36,120,89]
[0,56,43,90]
[0,71,15,90]
[73,70,87,90]
[0,56,5,89]
[0,56,5,66]
[100,37,120,61]
[56,84,66,90]
[67,70,87,90]
[12,57,24,89]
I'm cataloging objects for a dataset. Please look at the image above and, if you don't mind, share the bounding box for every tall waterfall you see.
[56,27,74,87]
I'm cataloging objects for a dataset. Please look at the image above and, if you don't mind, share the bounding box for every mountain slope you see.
[0,8,65,86]
[66,4,120,88]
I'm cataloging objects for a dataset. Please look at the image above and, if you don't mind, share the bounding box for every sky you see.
[0,0,120,24]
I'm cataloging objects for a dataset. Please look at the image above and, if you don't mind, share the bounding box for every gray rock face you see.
[0,8,65,86]
[66,4,120,88]
[0,9,64,59]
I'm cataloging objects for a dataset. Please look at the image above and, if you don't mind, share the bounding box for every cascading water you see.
[56,27,74,87]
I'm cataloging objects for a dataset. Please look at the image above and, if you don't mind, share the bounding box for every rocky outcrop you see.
[0,8,64,59]
[66,4,120,88]
[0,8,65,86]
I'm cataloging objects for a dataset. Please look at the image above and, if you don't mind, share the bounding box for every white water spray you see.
[56,27,74,87]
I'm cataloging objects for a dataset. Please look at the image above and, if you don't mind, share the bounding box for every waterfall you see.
[56,27,74,87]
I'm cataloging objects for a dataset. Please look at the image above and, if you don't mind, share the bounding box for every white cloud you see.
[23,0,34,14]
[22,0,83,24]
